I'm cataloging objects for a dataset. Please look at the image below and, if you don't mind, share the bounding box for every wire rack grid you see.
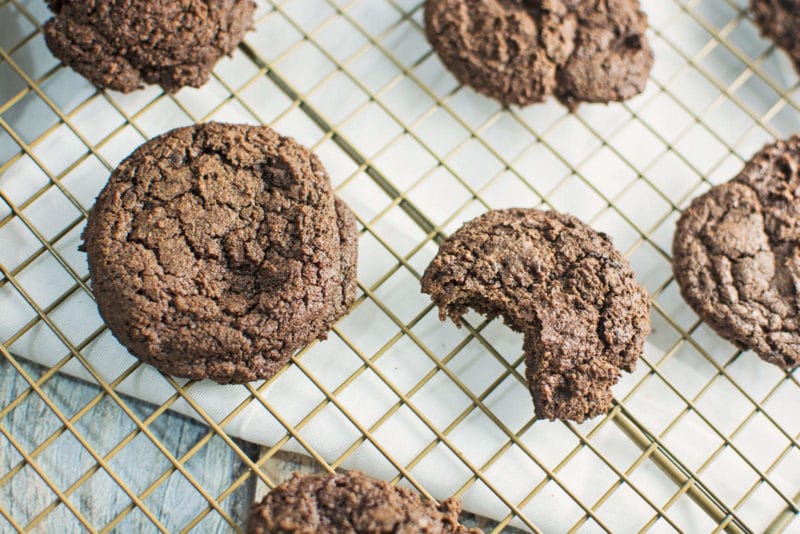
[2,0,800,531]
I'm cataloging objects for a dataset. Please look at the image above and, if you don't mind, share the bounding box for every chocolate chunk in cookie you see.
[421,208,650,422]
[424,0,653,109]
[751,0,800,75]
[249,471,480,534]
[82,122,358,384]
[43,0,255,93]
[673,136,800,369]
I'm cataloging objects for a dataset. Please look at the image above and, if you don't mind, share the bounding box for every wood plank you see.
[0,358,257,533]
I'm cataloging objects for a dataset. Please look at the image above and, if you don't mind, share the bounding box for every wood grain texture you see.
[0,358,257,533]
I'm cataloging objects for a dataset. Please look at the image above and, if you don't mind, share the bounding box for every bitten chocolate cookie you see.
[249,471,480,534]
[421,209,650,422]
[43,0,255,93]
[82,122,358,384]
[424,0,653,109]
[673,136,800,370]
[751,0,800,75]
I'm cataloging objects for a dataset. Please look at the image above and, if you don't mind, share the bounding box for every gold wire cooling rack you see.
[3,0,800,532]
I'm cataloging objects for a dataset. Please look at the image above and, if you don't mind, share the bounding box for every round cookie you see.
[750,0,800,75]
[673,136,800,370]
[424,0,653,109]
[43,0,255,93]
[248,471,480,534]
[421,208,650,422]
[82,122,358,384]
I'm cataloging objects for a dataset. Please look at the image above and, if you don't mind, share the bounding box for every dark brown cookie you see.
[751,0,800,75]
[673,136,800,370]
[424,0,653,109]
[248,471,481,534]
[421,208,650,422]
[43,0,255,93]
[82,122,358,384]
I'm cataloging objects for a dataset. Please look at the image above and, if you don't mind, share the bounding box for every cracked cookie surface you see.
[750,0,800,76]
[82,122,357,383]
[424,0,653,108]
[249,471,481,534]
[421,208,650,422]
[673,136,800,369]
[43,0,255,93]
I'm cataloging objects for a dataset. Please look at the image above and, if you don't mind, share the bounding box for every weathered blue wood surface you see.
[0,357,514,533]
[0,357,257,533]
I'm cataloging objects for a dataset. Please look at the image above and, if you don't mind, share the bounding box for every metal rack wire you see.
[2,0,800,531]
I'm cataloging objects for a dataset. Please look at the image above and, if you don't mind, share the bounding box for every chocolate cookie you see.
[424,0,653,109]
[751,0,800,75]
[248,471,480,534]
[673,136,800,370]
[82,122,358,384]
[421,209,650,422]
[43,0,255,93]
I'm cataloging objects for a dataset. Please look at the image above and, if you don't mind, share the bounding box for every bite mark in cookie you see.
[421,208,650,422]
